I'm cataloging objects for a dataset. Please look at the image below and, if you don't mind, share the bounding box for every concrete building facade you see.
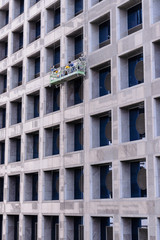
[0,0,159,239]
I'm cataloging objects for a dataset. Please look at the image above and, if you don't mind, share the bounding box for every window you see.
[66,28,83,61]
[99,66,111,97]
[20,0,24,14]
[19,31,23,49]
[12,27,23,53]
[74,168,83,199]
[66,0,83,20]
[45,41,60,72]
[26,132,39,160]
[26,91,40,120]
[152,0,160,24]
[91,61,112,99]
[0,216,2,240]
[100,115,112,146]
[53,87,60,112]
[65,167,83,200]
[74,79,83,105]
[2,109,5,128]
[120,102,145,142]
[7,215,19,240]
[11,63,23,89]
[44,126,60,156]
[45,86,60,114]
[52,171,59,200]
[18,66,23,85]
[9,137,21,162]
[27,53,40,81]
[154,98,160,137]
[99,20,110,48]
[24,215,38,240]
[128,53,143,87]
[25,173,38,201]
[8,175,20,201]
[17,102,22,123]
[44,171,59,200]
[54,7,60,28]
[46,1,60,33]
[0,107,6,129]
[10,99,22,125]
[130,161,146,197]
[0,73,7,94]
[33,134,39,159]
[0,178,4,202]
[45,126,60,156]
[90,13,110,51]
[3,75,7,92]
[0,6,9,29]
[67,78,83,107]
[100,165,112,198]
[52,128,60,155]
[54,46,60,68]
[118,1,142,38]
[91,111,112,148]
[35,20,40,39]
[92,217,113,240]
[0,142,5,165]
[119,48,143,89]
[34,95,39,118]
[92,164,112,199]
[75,0,83,16]
[32,174,38,200]
[122,218,148,240]
[28,15,41,43]
[66,217,84,240]
[74,122,83,151]
[121,160,147,198]
[75,34,83,59]
[66,119,83,153]
[13,0,24,18]
[35,57,40,78]
[31,216,37,239]
[128,3,142,31]
[4,42,8,58]
[44,216,59,240]
[16,139,21,161]
[5,10,9,25]
[129,106,145,141]
[153,41,160,79]
[0,38,8,60]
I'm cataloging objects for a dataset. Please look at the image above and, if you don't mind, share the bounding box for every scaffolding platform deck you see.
[50,57,86,86]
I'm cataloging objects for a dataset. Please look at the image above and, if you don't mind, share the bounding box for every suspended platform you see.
[50,57,86,86]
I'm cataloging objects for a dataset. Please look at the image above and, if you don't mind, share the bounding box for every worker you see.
[68,61,74,67]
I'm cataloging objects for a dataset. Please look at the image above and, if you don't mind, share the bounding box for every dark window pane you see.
[99,20,110,44]
[34,95,39,118]
[35,20,40,39]
[75,35,83,59]
[128,3,142,30]
[75,0,83,15]
[19,32,23,49]
[74,122,83,151]
[33,134,39,159]
[35,57,40,78]
[54,7,60,28]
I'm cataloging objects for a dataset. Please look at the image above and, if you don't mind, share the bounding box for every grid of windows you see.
[0,0,159,239]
